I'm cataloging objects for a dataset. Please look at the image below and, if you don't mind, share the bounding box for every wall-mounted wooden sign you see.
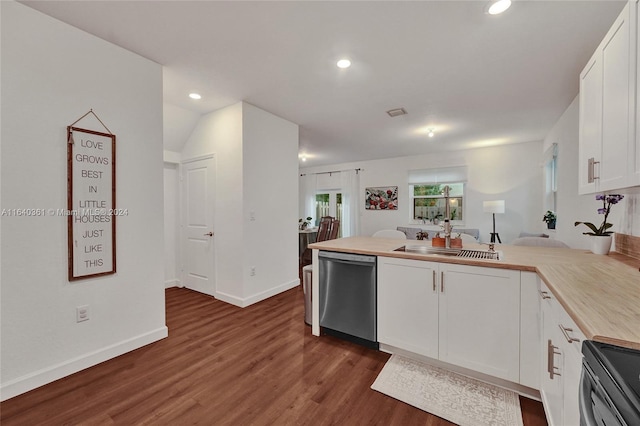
[67,126,116,281]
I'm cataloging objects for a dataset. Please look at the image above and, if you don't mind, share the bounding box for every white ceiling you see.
[22,0,626,167]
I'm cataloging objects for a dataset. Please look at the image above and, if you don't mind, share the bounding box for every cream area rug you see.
[371,355,524,426]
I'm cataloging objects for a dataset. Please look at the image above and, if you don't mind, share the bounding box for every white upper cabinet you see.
[579,54,603,194]
[579,1,636,194]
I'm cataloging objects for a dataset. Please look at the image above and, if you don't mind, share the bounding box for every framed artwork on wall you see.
[365,186,398,210]
[66,108,119,281]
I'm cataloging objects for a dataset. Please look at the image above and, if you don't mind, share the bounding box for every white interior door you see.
[182,156,216,296]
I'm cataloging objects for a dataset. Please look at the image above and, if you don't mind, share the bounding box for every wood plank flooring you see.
[1,286,548,425]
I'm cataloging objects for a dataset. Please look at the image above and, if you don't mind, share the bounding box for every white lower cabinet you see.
[539,281,585,426]
[520,272,541,390]
[377,257,439,359]
[377,257,521,382]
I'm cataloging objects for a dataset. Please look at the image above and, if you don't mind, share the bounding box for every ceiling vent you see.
[386,108,407,117]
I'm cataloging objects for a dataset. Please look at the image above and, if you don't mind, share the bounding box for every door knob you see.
[204,232,214,237]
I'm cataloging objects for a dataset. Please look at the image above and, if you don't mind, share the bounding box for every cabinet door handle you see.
[432,270,436,292]
[547,339,561,379]
[588,157,600,183]
[440,271,444,292]
[539,290,551,300]
[559,324,580,343]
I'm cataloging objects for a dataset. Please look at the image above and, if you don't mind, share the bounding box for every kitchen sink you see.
[393,245,461,256]
[393,245,502,260]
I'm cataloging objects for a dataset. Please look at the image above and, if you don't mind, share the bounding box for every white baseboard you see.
[378,343,541,401]
[216,278,300,308]
[0,326,168,402]
[242,279,299,307]
[164,278,180,288]
[214,290,245,307]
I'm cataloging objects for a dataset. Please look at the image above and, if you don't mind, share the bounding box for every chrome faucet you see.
[442,185,451,248]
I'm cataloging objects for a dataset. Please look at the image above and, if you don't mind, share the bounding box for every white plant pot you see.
[590,235,613,255]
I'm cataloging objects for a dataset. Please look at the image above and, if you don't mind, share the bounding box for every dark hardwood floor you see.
[1,286,548,425]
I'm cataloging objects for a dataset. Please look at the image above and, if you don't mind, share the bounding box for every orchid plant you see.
[574,194,624,236]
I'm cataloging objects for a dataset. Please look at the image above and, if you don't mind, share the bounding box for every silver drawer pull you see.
[547,339,562,379]
[559,324,580,343]
[539,290,551,300]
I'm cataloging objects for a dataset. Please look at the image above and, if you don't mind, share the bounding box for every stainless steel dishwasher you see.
[318,250,378,349]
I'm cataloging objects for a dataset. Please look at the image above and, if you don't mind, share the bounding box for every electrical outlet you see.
[76,305,89,322]
[250,267,256,276]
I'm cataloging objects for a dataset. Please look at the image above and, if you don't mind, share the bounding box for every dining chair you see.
[328,218,340,240]
[316,216,332,242]
[301,216,337,266]
[372,229,407,239]
[458,233,478,244]
[511,237,569,248]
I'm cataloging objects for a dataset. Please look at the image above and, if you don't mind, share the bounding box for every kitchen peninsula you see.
[308,235,640,423]
[309,236,640,350]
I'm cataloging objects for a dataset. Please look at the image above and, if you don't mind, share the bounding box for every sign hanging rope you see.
[69,108,113,135]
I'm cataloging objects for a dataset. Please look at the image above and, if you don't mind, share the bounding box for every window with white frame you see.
[315,191,343,238]
[408,166,467,224]
[410,183,464,222]
[543,143,557,216]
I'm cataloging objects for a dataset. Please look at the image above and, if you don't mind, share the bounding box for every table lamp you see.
[483,200,505,243]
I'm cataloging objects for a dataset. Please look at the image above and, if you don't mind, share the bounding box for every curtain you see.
[300,173,317,225]
[340,169,360,237]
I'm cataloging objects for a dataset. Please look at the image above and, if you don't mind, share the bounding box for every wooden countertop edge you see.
[593,335,640,351]
[535,269,596,344]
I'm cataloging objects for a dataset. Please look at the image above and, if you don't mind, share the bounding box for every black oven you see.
[580,340,640,426]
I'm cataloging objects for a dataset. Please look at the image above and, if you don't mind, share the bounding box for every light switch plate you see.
[76,305,89,322]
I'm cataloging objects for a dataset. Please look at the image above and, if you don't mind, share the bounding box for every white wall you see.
[182,102,244,301]
[1,1,166,400]
[543,96,639,248]
[301,141,543,244]
[242,103,299,303]
[181,102,299,306]
[163,102,201,152]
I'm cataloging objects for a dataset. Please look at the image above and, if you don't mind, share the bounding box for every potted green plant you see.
[299,217,313,230]
[574,194,624,254]
[542,211,557,230]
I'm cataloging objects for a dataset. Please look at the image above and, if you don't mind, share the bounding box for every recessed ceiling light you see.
[337,59,351,69]
[486,0,511,15]
[427,128,435,138]
[189,93,202,100]
[301,155,307,162]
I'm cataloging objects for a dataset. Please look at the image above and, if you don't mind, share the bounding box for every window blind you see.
[408,165,468,184]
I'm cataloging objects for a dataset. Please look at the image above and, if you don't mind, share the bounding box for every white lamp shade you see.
[483,200,505,214]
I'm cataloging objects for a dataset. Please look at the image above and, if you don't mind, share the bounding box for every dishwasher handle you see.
[319,250,376,265]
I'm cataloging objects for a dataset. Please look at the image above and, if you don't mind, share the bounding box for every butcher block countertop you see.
[309,236,640,351]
